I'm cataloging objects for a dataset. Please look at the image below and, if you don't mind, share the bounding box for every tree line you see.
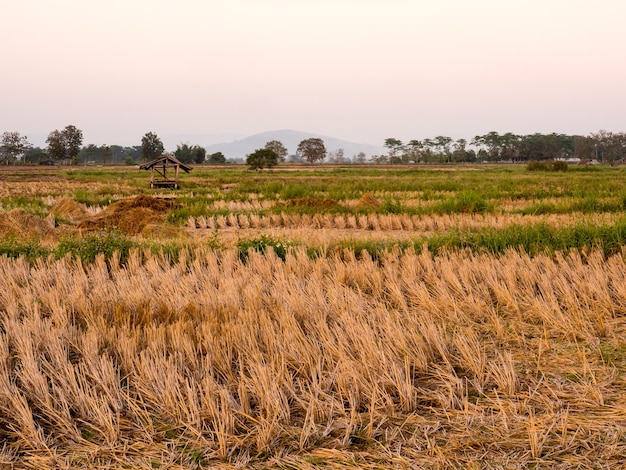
[3,126,626,167]
[0,126,333,170]
[381,131,626,164]
[0,128,228,166]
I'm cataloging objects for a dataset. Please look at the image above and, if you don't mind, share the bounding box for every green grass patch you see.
[0,237,51,262]
[73,189,115,207]
[0,196,48,216]
[329,219,626,259]
[429,191,492,215]
[237,234,294,262]
[55,231,137,264]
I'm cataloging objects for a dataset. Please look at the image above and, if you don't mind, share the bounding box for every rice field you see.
[1,164,626,468]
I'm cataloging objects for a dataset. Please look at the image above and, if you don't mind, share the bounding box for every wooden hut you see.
[139,155,192,189]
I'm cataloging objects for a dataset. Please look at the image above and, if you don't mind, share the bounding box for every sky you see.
[2,0,625,148]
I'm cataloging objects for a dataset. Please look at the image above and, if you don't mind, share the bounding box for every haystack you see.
[51,198,89,222]
[357,193,382,210]
[77,195,178,235]
[0,209,54,238]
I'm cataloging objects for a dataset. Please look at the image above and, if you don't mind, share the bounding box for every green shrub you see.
[526,160,550,171]
[527,160,568,172]
[237,234,292,261]
[0,237,50,262]
[56,231,136,264]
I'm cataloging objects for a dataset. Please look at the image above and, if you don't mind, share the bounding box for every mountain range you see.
[201,130,384,159]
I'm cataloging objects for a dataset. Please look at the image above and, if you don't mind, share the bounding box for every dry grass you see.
[2,166,626,467]
[1,247,625,468]
[0,209,55,239]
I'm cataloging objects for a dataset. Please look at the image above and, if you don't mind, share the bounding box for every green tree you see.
[405,140,423,163]
[264,140,288,162]
[174,143,205,164]
[207,152,226,164]
[452,138,467,163]
[0,131,31,165]
[297,138,326,163]
[80,144,113,165]
[246,148,278,170]
[80,144,100,164]
[193,146,206,164]
[384,138,404,161]
[141,132,164,162]
[472,132,497,161]
[46,125,83,164]
[23,147,48,164]
[111,145,142,164]
[101,145,112,165]
[433,136,453,162]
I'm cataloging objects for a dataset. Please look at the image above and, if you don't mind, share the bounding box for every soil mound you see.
[51,198,88,222]
[77,195,178,235]
[0,209,53,238]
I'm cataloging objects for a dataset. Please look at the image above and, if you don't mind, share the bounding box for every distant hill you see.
[204,130,384,159]
[162,133,245,151]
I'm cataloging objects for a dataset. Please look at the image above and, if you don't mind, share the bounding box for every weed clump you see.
[56,231,136,264]
[237,234,292,261]
[527,160,568,172]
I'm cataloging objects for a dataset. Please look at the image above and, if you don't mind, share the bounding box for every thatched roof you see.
[139,155,192,173]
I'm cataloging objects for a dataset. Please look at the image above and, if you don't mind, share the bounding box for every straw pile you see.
[0,208,53,238]
[77,195,178,235]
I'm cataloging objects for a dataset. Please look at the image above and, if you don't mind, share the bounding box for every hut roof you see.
[139,155,193,173]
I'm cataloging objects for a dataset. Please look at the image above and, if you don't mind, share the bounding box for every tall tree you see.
[141,132,164,162]
[46,125,83,163]
[433,136,453,162]
[0,131,31,165]
[472,131,502,161]
[246,148,278,171]
[297,138,326,163]
[406,140,423,163]
[63,125,83,163]
[101,145,112,165]
[384,138,404,160]
[264,140,288,163]
[452,138,467,163]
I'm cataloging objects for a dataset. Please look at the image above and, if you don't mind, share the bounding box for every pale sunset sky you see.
[1,0,625,147]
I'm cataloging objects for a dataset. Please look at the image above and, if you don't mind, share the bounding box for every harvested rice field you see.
[1,164,626,468]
